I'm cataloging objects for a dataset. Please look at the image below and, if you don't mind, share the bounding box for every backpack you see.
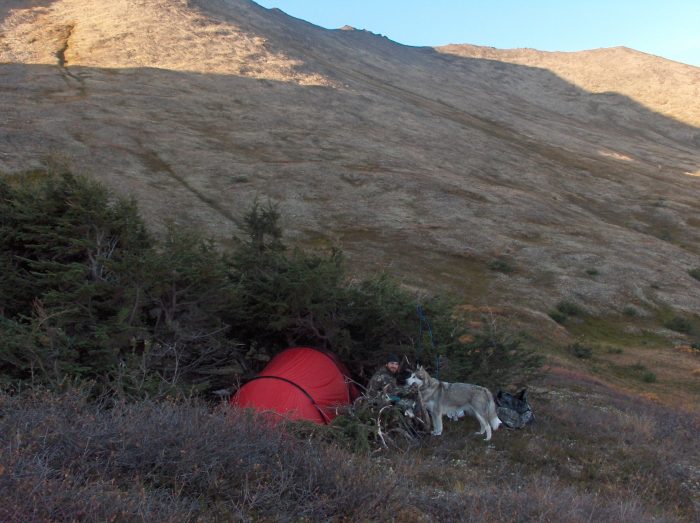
[495,389,534,429]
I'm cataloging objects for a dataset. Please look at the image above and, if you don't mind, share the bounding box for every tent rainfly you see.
[231,347,358,424]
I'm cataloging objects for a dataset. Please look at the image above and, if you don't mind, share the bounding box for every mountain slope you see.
[438,44,700,128]
[1,0,699,320]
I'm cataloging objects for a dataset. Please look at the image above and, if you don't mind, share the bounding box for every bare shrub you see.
[293,393,428,453]
[2,386,696,522]
[0,388,405,521]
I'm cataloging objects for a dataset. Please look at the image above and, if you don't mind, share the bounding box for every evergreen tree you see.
[0,172,540,394]
[0,171,152,380]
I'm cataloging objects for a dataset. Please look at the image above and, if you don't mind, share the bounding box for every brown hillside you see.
[1,0,699,320]
[438,44,700,128]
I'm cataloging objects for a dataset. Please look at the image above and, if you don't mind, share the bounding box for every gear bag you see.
[495,389,534,429]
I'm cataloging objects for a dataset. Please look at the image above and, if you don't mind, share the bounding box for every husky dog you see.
[406,366,501,440]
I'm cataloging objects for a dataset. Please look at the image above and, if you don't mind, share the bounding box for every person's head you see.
[385,353,400,374]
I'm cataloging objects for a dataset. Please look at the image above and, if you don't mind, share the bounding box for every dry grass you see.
[437,44,700,127]
[539,311,700,412]
[411,376,699,522]
[0,388,405,522]
[1,380,698,522]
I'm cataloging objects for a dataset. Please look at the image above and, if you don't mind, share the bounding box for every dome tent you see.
[231,347,359,424]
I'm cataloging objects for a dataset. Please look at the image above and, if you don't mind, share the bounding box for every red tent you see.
[230,347,359,424]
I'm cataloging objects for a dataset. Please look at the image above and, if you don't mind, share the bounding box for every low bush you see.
[297,394,427,453]
[441,322,543,389]
[568,342,592,359]
[548,300,585,325]
[622,306,639,317]
[556,300,584,317]
[488,257,515,274]
[549,310,567,324]
[641,371,657,383]
[0,388,407,521]
[664,316,693,334]
[689,268,700,281]
[485,381,700,522]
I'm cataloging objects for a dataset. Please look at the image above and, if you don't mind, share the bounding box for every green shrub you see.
[689,268,700,281]
[664,316,693,334]
[548,310,567,324]
[0,317,45,387]
[568,342,592,359]
[641,371,657,383]
[585,268,599,276]
[0,171,541,394]
[550,299,590,324]
[226,200,436,377]
[447,323,543,389]
[489,258,515,274]
[556,300,584,317]
[623,306,639,317]
[307,398,423,453]
[227,201,542,383]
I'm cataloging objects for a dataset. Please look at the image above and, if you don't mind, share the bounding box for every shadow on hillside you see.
[280,15,700,152]
[2,0,698,153]
[0,51,699,235]
[0,57,697,156]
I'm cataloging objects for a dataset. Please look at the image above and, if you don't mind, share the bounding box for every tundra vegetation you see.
[1,170,698,521]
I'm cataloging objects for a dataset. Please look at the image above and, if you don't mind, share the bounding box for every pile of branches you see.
[297,392,431,453]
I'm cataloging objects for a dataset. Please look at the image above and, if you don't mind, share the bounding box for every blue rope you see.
[416,304,440,379]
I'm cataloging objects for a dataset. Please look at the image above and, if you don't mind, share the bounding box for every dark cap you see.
[386,353,400,364]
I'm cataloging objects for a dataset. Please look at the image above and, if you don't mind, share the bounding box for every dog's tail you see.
[488,396,502,431]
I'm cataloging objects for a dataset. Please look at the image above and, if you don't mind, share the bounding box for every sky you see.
[255,1,700,67]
